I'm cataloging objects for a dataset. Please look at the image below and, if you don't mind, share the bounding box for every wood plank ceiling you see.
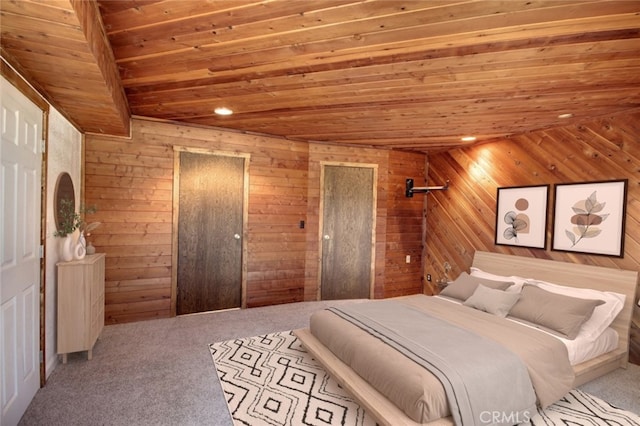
[0,0,130,136]
[2,0,639,152]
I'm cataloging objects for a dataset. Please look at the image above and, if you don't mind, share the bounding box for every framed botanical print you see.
[495,184,549,249]
[552,179,628,257]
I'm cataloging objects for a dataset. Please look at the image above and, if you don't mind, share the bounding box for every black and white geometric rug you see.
[528,389,640,426]
[209,330,373,425]
[209,331,640,426]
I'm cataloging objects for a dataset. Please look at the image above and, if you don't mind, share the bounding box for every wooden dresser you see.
[57,253,105,363]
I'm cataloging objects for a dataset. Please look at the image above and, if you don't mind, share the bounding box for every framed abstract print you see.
[495,184,549,249]
[552,179,628,257]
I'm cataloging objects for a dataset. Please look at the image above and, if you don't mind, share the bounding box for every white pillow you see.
[469,267,528,293]
[524,279,625,341]
[463,284,520,318]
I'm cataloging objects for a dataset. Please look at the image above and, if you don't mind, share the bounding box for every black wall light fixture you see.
[405,179,449,197]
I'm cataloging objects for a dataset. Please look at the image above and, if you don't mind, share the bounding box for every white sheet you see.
[565,327,619,365]
[435,296,619,365]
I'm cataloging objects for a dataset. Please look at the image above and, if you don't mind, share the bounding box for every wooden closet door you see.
[176,152,244,314]
[320,165,375,300]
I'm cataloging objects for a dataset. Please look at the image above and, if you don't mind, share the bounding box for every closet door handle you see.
[234,233,241,240]
[323,235,330,240]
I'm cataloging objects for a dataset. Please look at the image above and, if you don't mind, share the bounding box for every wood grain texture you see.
[1,0,130,135]
[56,254,105,362]
[86,118,425,323]
[305,149,427,301]
[4,1,640,151]
[425,110,640,283]
[176,152,244,314]
[321,165,375,300]
[385,151,427,298]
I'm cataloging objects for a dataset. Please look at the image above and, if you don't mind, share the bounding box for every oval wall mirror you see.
[54,172,75,233]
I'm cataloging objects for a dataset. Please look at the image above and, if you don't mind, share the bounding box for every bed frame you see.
[295,250,638,426]
[472,251,638,386]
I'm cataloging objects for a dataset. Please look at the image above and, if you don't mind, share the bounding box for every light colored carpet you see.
[19,300,640,425]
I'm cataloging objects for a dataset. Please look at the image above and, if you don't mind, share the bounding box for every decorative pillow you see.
[524,279,625,340]
[463,284,520,317]
[508,284,605,340]
[439,272,513,301]
[469,267,528,293]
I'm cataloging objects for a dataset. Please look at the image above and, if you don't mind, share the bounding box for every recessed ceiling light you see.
[558,113,573,119]
[214,107,233,116]
[461,136,477,142]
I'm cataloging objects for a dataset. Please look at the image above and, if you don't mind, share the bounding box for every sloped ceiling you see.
[2,0,640,152]
[1,0,130,136]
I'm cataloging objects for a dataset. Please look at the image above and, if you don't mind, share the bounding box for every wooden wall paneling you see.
[303,157,322,301]
[425,150,499,275]
[85,118,427,323]
[384,150,426,298]
[245,141,308,308]
[507,132,581,182]
[425,111,640,301]
[129,122,313,312]
[85,130,172,323]
[425,111,640,363]
[305,143,391,300]
[86,118,316,322]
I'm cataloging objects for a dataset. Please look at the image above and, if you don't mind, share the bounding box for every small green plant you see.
[54,199,97,237]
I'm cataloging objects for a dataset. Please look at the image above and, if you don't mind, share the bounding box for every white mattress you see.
[435,296,619,365]
[514,319,619,365]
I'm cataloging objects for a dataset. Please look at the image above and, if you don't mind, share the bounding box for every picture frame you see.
[552,179,628,257]
[495,184,549,249]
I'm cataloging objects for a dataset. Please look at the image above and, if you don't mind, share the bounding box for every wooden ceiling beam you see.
[1,0,130,136]
[70,0,130,135]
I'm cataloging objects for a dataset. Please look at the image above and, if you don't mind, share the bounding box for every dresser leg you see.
[87,349,92,360]
[62,354,68,364]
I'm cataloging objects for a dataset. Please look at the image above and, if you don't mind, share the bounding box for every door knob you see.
[323,235,330,240]
[234,233,241,240]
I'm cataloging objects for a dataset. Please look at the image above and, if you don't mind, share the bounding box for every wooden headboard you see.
[472,250,638,384]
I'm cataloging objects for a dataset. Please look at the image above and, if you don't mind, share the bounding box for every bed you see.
[294,251,639,426]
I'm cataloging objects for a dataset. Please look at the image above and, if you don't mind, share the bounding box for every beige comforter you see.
[310,295,574,423]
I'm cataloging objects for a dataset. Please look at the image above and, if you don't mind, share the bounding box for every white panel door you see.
[1,77,43,426]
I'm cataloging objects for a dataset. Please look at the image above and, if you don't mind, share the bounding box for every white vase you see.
[73,241,86,260]
[60,235,74,262]
[73,231,86,260]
